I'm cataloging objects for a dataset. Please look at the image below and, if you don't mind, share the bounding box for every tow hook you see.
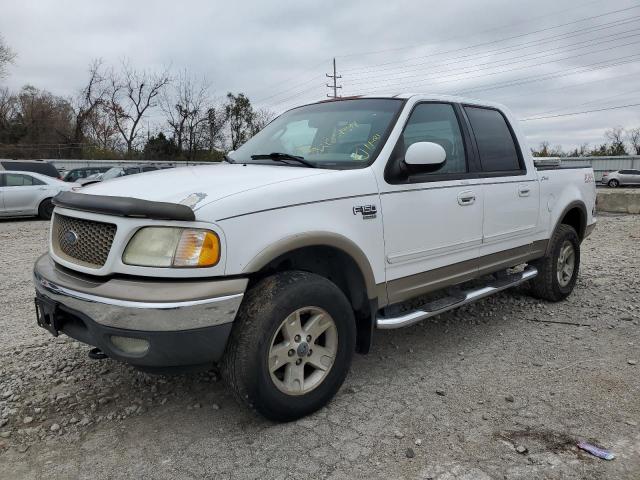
[88,347,108,360]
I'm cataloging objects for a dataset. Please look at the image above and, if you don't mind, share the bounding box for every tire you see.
[38,198,55,220]
[608,179,619,188]
[221,271,356,421]
[529,224,580,302]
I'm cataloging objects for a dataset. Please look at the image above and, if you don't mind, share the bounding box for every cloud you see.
[2,0,639,150]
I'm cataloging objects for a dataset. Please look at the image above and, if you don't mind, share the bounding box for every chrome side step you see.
[376,266,538,330]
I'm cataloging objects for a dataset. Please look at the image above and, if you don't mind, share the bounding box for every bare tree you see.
[86,104,120,151]
[250,107,275,136]
[0,35,16,79]
[605,126,628,156]
[106,61,170,156]
[0,87,15,129]
[70,59,108,153]
[627,127,640,155]
[162,70,211,159]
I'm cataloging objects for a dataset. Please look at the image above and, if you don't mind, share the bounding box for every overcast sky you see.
[2,0,640,151]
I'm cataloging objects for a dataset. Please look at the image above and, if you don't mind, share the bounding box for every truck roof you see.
[317,93,511,113]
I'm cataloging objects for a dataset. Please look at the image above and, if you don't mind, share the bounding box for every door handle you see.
[457,191,476,206]
[518,185,530,197]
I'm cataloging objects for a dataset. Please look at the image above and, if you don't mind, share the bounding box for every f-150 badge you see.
[353,205,377,219]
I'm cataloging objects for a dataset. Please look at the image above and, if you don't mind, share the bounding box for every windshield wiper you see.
[250,152,316,168]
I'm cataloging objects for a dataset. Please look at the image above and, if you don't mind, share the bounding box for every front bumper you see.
[33,255,247,368]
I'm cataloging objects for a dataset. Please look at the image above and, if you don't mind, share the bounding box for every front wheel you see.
[529,224,580,302]
[221,271,356,421]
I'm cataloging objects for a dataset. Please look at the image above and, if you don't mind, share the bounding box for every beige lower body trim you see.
[383,240,548,306]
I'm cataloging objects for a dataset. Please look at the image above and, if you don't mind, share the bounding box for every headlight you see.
[123,227,220,268]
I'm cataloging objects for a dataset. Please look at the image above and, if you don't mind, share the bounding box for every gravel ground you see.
[0,215,638,480]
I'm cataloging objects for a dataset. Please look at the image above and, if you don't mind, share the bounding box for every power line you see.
[495,69,640,101]
[253,72,326,105]
[340,3,640,69]
[251,60,328,103]
[347,41,640,96]
[264,10,640,109]
[454,53,640,95]
[252,0,618,107]
[345,16,640,81]
[520,102,640,121]
[343,27,640,88]
[266,50,640,115]
[521,87,640,117]
[325,58,342,99]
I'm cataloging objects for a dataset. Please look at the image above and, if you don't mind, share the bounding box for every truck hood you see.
[80,163,332,210]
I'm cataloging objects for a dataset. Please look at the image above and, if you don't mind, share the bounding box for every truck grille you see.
[52,214,117,268]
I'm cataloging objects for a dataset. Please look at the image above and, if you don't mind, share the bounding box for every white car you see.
[0,171,77,219]
[32,94,596,420]
[601,169,640,187]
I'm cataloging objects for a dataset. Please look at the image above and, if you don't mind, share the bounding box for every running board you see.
[376,266,538,329]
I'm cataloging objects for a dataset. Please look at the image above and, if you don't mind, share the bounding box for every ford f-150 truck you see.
[33,94,596,421]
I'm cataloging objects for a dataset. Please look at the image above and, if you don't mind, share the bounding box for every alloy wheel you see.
[556,240,576,287]
[268,307,338,395]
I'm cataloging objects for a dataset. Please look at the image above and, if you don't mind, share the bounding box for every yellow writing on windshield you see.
[350,133,381,161]
[308,121,360,155]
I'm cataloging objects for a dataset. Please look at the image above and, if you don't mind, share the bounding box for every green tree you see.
[142,132,179,160]
[224,92,254,150]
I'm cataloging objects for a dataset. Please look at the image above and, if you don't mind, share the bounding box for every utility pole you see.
[326,58,342,98]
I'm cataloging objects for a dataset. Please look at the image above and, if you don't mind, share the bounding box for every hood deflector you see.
[53,192,196,221]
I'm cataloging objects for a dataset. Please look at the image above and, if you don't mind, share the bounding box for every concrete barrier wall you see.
[597,189,640,214]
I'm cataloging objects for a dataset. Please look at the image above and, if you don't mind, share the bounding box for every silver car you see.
[602,169,640,187]
[0,171,77,219]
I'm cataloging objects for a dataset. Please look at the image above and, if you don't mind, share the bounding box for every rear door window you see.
[4,173,45,186]
[464,106,522,173]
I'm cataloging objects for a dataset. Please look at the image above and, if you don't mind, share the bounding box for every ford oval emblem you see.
[63,230,79,246]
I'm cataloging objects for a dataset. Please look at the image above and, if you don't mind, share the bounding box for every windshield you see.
[102,167,124,180]
[230,99,403,168]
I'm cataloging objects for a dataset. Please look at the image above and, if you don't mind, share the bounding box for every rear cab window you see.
[463,106,525,175]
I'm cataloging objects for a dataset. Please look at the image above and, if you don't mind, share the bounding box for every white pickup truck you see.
[33,94,596,420]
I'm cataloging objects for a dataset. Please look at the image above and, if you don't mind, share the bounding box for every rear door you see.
[462,105,540,263]
[1,173,47,214]
[380,102,484,304]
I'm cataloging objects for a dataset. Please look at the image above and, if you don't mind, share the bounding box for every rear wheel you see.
[529,224,580,302]
[221,271,356,421]
[608,179,619,188]
[38,198,54,220]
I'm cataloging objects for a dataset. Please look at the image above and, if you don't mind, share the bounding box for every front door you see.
[379,103,484,305]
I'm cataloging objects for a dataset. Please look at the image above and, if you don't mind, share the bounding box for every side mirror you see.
[404,141,446,166]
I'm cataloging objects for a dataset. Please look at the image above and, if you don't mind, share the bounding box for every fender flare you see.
[546,200,587,255]
[242,231,380,301]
